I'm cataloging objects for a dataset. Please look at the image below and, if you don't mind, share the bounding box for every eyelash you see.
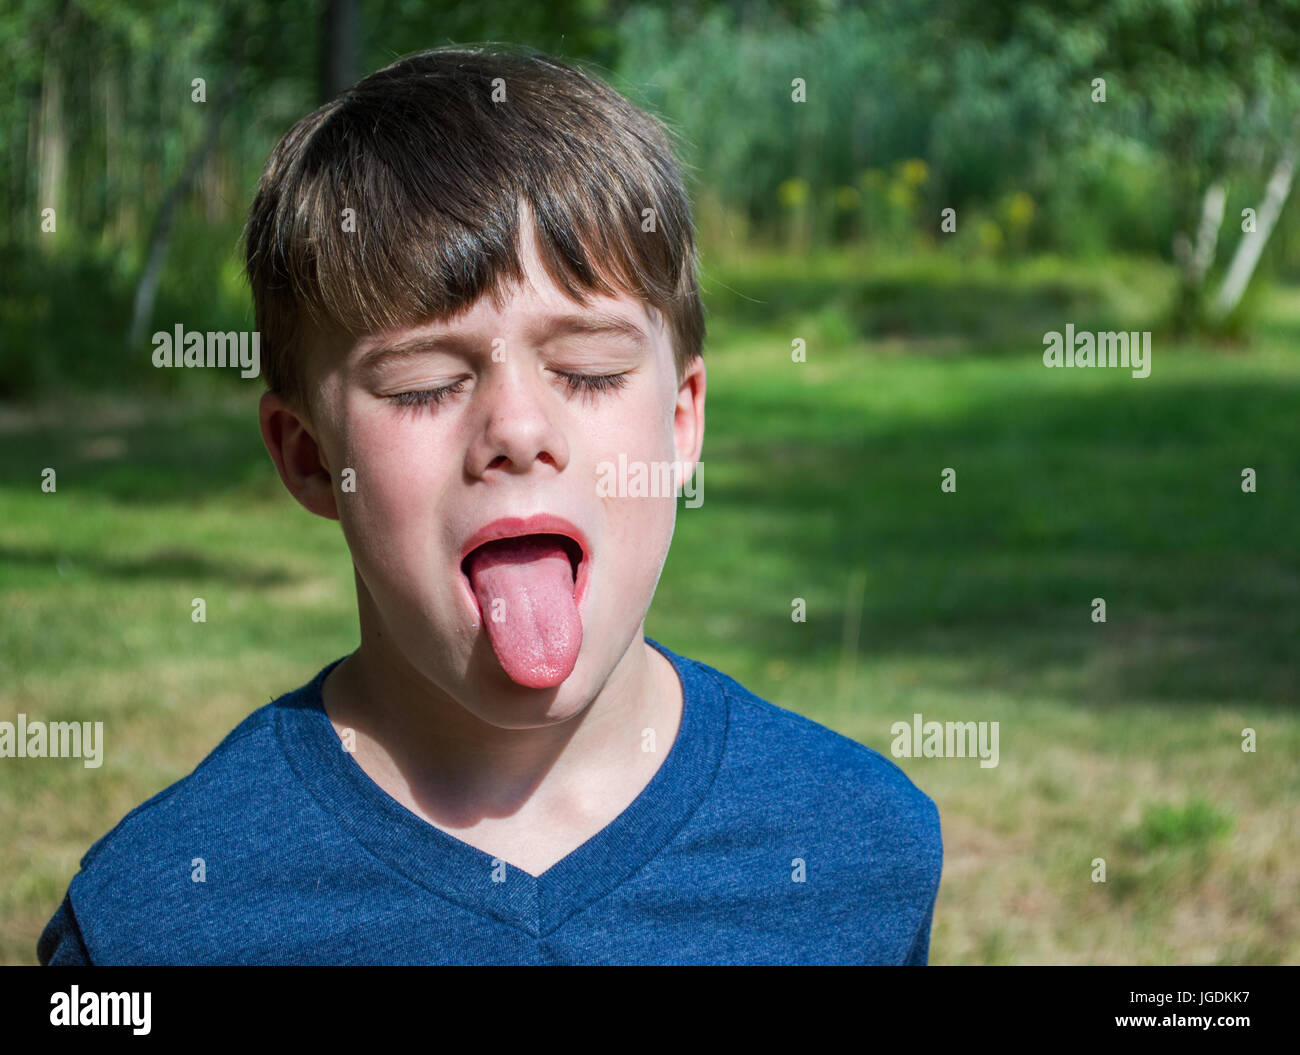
[390,379,467,408]
[389,371,630,409]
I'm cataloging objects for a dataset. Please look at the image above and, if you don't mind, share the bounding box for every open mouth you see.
[458,526,589,689]
[460,532,583,585]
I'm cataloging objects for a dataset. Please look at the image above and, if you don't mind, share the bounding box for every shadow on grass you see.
[0,397,271,503]
[0,544,294,587]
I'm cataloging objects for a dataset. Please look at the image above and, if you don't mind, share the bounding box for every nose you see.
[465,360,569,477]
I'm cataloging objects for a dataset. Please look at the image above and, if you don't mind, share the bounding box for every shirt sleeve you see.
[37,892,94,966]
[903,889,936,965]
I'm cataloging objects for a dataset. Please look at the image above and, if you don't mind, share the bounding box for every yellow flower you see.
[887,181,915,211]
[778,178,809,209]
[899,158,929,187]
[1004,191,1035,230]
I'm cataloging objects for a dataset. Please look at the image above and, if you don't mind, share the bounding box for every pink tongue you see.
[465,536,582,689]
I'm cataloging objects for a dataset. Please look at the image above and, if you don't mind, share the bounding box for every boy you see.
[39,44,941,965]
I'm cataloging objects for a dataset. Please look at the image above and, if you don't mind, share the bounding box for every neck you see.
[321,583,679,829]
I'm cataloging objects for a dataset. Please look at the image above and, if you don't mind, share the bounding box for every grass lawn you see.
[1,250,1297,964]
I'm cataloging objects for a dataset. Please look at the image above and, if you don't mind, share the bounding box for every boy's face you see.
[260,218,705,728]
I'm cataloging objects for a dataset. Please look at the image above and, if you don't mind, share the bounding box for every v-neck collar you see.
[274,637,728,937]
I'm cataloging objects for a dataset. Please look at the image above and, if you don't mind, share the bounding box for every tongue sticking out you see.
[464,535,582,689]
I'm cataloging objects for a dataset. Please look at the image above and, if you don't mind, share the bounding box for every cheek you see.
[593,381,678,458]
[599,488,676,625]
[593,388,679,568]
[331,411,448,576]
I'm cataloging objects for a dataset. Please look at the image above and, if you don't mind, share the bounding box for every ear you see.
[258,390,339,521]
[672,355,706,473]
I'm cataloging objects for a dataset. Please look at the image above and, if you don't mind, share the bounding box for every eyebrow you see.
[358,310,652,370]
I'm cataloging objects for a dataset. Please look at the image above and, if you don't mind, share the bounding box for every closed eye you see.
[555,371,631,394]
[386,370,630,413]
[388,379,468,409]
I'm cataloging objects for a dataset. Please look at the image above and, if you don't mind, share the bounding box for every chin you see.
[458,619,632,727]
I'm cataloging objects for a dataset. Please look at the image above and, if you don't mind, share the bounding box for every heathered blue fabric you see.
[38,639,942,965]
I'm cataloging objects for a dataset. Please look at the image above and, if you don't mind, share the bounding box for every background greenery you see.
[2,0,1297,964]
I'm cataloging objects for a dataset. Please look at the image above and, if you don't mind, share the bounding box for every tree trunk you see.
[1211,132,1300,321]
[319,0,360,103]
[36,48,66,251]
[127,84,235,347]
[1189,182,1226,284]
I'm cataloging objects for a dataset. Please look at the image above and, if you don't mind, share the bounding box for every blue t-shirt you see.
[38,639,942,965]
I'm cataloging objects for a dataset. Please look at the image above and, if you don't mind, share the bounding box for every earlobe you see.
[258,390,340,521]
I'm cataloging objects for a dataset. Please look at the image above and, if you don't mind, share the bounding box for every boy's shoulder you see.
[658,649,942,964]
[46,675,329,963]
[672,649,942,841]
[76,700,287,873]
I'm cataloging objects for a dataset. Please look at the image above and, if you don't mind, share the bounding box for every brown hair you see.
[243,43,705,411]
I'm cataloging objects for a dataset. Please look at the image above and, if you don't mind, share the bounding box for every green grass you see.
[2,249,1298,964]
